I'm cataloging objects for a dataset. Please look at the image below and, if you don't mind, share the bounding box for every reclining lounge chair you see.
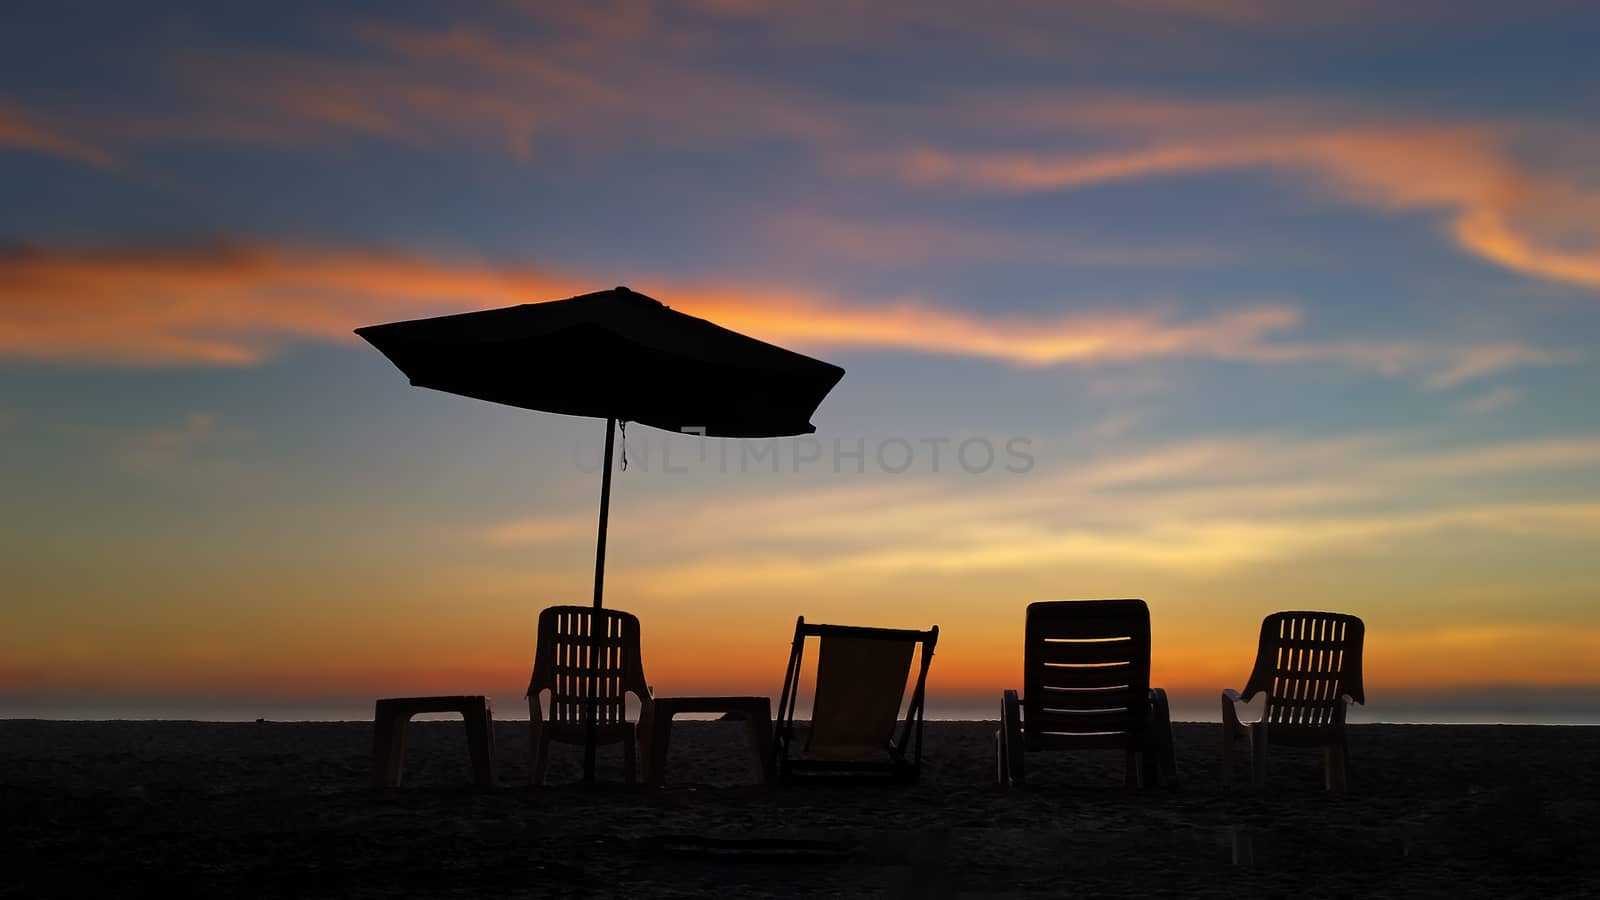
[997,599,1176,787]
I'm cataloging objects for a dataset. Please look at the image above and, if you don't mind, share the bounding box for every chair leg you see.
[747,709,774,786]
[1220,692,1239,787]
[994,729,1008,786]
[1325,743,1348,792]
[538,732,557,785]
[1249,726,1268,787]
[529,706,551,787]
[1221,722,1234,787]
[637,703,655,785]
[622,724,637,785]
[532,731,552,786]
[1124,750,1141,787]
[1139,747,1161,788]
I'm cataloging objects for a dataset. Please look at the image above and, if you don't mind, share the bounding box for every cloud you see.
[765,213,1237,267]
[126,7,1394,164]
[0,240,1572,385]
[157,17,1600,296]
[883,110,1600,293]
[0,241,578,365]
[154,17,854,161]
[1461,387,1521,415]
[39,11,1591,301]
[120,412,223,472]
[479,430,1600,587]
[0,104,118,168]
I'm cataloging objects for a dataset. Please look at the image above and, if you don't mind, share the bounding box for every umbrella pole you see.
[593,416,615,610]
[584,416,617,783]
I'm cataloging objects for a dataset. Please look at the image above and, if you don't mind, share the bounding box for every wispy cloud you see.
[479,430,1600,587]
[883,108,1600,292]
[765,213,1237,267]
[119,412,225,473]
[1461,387,1521,415]
[154,16,853,161]
[0,240,1572,385]
[0,242,576,365]
[0,103,118,168]
[31,8,1591,301]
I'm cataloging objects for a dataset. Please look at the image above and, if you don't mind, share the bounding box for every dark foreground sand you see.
[3,720,1597,898]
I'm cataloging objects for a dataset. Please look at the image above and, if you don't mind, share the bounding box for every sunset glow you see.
[5,0,1600,723]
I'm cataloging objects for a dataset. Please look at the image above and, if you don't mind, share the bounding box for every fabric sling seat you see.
[773,617,938,784]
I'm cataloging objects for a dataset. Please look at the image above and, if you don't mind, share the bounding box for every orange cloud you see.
[161,21,1600,296]
[56,12,1585,307]
[0,104,117,168]
[0,242,577,365]
[0,241,1573,385]
[887,114,1600,292]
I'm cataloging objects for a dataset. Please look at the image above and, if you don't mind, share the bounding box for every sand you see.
[3,720,1596,898]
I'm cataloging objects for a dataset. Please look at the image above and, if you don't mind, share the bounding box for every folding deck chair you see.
[773,617,938,784]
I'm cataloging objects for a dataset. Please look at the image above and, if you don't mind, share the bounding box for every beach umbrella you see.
[356,286,845,781]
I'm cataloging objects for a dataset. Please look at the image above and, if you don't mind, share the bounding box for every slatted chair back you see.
[1241,611,1365,730]
[526,605,649,726]
[1022,599,1152,750]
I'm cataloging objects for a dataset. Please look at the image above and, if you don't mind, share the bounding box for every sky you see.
[4,0,1600,723]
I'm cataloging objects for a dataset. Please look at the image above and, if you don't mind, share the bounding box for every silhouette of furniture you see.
[372,695,496,788]
[1222,610,1365,791]
[996,599,1176,787]
[526,605,651,784]
[358,288,846,783]
[774,617,938,784]
[638,696,775,786]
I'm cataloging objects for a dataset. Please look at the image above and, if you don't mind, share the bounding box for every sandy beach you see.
[3,720,1596,898]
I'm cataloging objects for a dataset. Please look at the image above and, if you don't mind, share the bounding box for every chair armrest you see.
[1332,692,1358,728]
[1220,687,1246,736]
[1002,689,1022,728]
[999,689,1024,787]
[1147,687,1177,782]
[1149,687,1172,719]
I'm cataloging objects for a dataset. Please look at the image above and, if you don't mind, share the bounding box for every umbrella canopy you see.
[356,286,845,783]
[355,286,843,438]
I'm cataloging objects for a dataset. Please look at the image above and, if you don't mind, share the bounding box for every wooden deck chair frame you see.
[773,617,938,784]
[1221,610,1364,791]
[996,599,1177,788]
[526,605,652,785]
